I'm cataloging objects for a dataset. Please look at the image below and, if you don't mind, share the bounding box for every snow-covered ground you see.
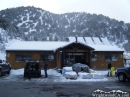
[1,68,110,82]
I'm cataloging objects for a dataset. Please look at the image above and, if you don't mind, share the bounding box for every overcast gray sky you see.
[0,0,130,23]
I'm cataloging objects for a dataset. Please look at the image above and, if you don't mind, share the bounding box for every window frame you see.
[105,54,118,62]
[91,54,98,62]
[15,54,31,62]
[40,54,55,62]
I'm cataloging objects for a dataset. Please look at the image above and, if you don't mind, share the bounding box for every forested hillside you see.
[0,6,130,52]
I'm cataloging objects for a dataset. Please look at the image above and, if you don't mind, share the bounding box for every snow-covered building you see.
[6,37,124,69]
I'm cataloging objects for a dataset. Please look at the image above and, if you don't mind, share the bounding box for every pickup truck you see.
[115,66,130,82]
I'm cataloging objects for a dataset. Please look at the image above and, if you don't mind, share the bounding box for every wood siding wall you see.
[6,51,57,69]
[6,50,124,69]
[90,52,124,69]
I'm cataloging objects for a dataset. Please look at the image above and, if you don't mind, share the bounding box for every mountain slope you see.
[0,6,130,51]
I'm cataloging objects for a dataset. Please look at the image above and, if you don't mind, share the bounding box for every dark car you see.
[0,60,11,76]
[72,63,90,73]
[115,66,130,82]
[24,60,41,78]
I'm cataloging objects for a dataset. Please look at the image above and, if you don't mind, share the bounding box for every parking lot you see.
[0,74,130,97]
[0,69,130,97]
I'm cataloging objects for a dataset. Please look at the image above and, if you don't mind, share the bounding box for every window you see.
[7,53,10,57]
[91,54,97,61]
[40,54,54,61]
[105,54,118,62]
[15,54,31,62]
[111,54,118,61]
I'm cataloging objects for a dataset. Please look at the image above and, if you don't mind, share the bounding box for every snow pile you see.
[62,67,73,76]
[92,73,104,79]
[64,71,77,79]
[78,72,104,79]
[11,68,24,75]
[4,68,24,81]
[44,69,61,76]
[62,67,107,80]
[3,68,109,82]
[78,72,92,79]
[10,68,62,76]
[125,64,130,67]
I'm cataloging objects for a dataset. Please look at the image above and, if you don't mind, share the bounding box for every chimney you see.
[75,35,78,43]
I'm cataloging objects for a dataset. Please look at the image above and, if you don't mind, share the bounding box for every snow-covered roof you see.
[6,41,70,51]
[6,41,94,52]
[87,44,124,51]
[101,37,111,45]
[92,37,103,45]
[84,37,95,45]
[77,37,86,44]
[78,37,123,51]
[67,37,76,42]
[6,37,124,52]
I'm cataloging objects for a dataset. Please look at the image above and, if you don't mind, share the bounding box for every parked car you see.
[72,63,90,73]
[0,60,11,76]
[24,60,41,78]
[115,67,130,82]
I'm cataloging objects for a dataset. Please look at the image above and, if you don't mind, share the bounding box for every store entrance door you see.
[63,53,87,67]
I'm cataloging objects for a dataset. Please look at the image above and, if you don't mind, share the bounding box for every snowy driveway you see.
[0,68,117,82]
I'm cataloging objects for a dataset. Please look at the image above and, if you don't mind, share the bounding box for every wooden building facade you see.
[6,41,124,69]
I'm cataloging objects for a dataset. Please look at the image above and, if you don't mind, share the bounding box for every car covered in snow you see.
[115,67,130,82]
[0,60,11,76]
[72,63,90,73]
[24,60,41,78]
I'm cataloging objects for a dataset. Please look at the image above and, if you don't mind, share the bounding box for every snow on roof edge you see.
[6,41,124,52]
